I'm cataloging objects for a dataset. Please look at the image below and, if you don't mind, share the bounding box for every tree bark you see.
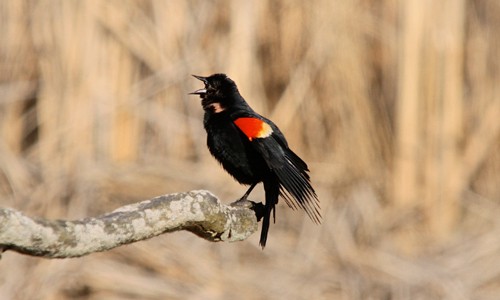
[0,190,259,258]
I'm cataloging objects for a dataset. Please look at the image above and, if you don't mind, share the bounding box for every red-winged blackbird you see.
[190,73,321,248]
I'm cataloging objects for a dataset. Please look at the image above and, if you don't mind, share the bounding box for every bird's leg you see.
[240,183,257,201]
[231,183,257,206]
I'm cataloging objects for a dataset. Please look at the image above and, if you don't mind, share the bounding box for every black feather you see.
[192,73,321,248]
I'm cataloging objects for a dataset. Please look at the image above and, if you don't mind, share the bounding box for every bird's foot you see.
[230,199,265,222]
[251,202,265,221]
[231,197,253,208]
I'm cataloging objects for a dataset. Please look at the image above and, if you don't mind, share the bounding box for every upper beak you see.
[190,74,208,95]
[192,74,208,84]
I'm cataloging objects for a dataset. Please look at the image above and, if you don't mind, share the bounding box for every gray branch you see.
[0,190,259,258]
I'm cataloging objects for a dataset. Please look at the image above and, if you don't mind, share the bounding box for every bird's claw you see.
[230,199,265,222]
[231,198,253,208]
[251,202,265,221]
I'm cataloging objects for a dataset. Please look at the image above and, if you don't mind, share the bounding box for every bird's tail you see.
[260,176,279,248]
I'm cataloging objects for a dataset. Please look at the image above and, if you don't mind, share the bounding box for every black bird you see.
[190,73,320,248]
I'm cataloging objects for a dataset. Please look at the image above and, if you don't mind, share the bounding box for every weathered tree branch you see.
[0,190,260,258]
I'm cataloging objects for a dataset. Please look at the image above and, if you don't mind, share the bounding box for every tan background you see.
[1,0,499,299]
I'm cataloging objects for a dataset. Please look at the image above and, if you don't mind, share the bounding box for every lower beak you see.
[189,88,207,95]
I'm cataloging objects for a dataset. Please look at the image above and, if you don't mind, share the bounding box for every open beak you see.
[190,75,208,95]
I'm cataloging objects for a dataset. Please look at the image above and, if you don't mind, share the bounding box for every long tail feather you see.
[260,176,280,248]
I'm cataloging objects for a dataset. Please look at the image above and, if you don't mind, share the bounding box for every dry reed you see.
[0,0,499,299]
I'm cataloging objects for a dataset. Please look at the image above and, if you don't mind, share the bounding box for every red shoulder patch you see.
[234,117,273,141]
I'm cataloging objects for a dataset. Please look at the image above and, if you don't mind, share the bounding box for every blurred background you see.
[0,0,499,299]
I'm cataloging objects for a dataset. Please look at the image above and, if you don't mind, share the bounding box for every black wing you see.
[232,113,321,223]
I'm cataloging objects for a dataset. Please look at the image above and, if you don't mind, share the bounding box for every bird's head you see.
[190,73,240,113]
